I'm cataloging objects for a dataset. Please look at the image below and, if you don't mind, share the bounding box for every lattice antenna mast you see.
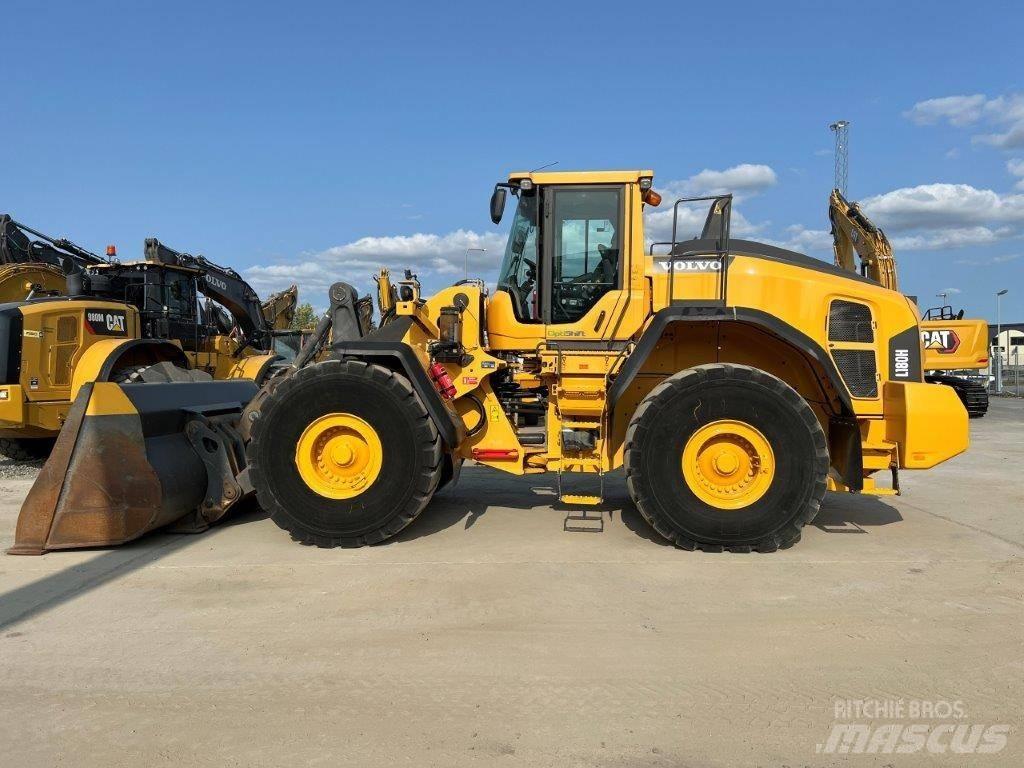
[829,120,850,195]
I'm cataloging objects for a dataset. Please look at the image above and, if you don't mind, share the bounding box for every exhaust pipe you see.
[8,380,256,555]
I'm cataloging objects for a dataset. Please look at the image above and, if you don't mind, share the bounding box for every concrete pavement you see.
[0,399,1021,767]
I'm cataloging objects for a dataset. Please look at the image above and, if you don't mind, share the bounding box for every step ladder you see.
[558,444,605,533]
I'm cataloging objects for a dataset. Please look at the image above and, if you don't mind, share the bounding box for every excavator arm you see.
[828,189,899,291]
[144,238,271,349]
[1,214,106,269]
[260,285,299,330]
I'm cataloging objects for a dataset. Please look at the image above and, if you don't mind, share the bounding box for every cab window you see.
[496,192,540,322]
[549,187,621,324]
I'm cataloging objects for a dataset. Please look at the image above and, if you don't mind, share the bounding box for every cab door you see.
[541,184,630,341]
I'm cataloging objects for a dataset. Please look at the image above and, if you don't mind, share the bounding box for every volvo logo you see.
[654,258,723,273]
[205,274,229,291]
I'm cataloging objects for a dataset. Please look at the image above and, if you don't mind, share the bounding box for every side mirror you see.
[490,186,507,224]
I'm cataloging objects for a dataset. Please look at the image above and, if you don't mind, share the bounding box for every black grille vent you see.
[833,350,878,398]
[829,300,874,342]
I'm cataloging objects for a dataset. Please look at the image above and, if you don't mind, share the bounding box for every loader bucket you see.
[8,379,257,555]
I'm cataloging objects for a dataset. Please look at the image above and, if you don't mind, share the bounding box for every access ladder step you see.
[563,505,604,533]
[560,494,602,505]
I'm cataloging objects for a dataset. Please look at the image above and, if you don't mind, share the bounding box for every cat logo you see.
[84,310,128,336]
[921,328,960,354]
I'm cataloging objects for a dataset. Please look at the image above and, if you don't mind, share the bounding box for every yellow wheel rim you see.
[294,413,383,499]
[681,419,775,510]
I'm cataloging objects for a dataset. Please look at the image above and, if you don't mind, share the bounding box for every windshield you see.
[496,192,539,321]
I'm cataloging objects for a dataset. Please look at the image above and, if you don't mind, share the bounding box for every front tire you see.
[248,359,443,547]
[625,363,828,552]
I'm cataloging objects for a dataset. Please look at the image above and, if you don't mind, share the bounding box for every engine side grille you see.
[828,300,874,343]
[53,345,75,386]
[57,315,78,343]
[832,349,878,398]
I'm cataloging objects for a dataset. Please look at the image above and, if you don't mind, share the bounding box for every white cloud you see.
[974,123,1024,149]
[643,204,764,245]
[244,229,506,301]
[763,225,833,254]
[1008,158,1024,190]
[904,94,988,127]
[937,287,963,295]
[661,163,778,200]
[891,226,1012,251]
[643,163,777,246]
[953,253,1021,266]
[907,93,1024,149]
[860,183,1024,231]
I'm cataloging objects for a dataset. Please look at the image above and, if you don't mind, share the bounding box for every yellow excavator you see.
[10,169,968,555]
[829,189,990,417]
[0,218,298,460]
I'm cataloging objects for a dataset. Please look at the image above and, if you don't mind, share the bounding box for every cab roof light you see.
[639,177,653,190]
[518,179,534,191]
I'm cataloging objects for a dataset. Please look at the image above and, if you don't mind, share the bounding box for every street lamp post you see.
[465,248,486,280]
[995,289,1008,394]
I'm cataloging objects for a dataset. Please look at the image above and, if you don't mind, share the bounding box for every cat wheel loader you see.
[0,218,298,461]
[9,170,969,555]
[829,189,990,417]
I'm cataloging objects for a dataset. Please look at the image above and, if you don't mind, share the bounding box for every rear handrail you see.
[663,194,733,307]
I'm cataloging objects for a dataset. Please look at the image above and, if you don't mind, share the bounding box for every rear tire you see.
[0,437,55,462]
[625,363,828,552]
[248,359,443,547]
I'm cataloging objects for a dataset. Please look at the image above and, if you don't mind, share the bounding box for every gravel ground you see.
[0,458,43,480]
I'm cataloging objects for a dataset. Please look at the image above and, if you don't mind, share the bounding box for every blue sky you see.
[3,0,1023,319]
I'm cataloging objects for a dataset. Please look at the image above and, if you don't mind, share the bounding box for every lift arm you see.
[828,189,898,291]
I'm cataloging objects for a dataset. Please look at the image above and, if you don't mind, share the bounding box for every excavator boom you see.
[828,188,899,291]
[261,285,299,330]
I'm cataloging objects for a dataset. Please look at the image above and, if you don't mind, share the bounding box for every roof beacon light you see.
[106,245,117,257]
[643,189,662,206]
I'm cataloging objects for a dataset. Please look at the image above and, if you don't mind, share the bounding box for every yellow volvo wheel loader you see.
[0,221,296,461]
[829,189,990,417]
[10,170,969,555]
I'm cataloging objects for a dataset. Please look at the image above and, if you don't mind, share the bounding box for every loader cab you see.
[488,170,651,349]
[83,261,204,347]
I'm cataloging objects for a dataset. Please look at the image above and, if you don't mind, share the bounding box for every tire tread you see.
[624,363,828,553]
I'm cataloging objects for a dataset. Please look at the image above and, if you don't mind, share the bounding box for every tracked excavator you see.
[829,189,990,417]
[10,170,968,555]
[0,218,297,460]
